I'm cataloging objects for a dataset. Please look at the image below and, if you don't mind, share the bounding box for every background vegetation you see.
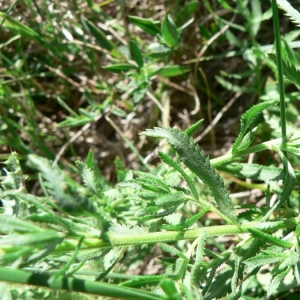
[1,0,300,299]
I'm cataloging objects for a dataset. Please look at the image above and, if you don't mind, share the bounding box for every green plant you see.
[2,0,300,299]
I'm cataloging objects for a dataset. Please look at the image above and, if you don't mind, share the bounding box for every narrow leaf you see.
[83,19,115,51]
[0,215,43,233]
[103,63,138,73]
[129,16,160,36]
[160,278,181,300]
[263,146,296,220]
[191,232,207,284]
[157,65,190,77]
[130,40,144,68]
[161,14,179,48]
[176,1,198,26]
[248,228,293,249]
[147,42,173,58]
[0,231,63,246]
[0,12,40,41]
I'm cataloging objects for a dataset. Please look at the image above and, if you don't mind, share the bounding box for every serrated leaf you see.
[232,100,278,154]
[191,231,207,285]
[76,160,103,197]
[276,250,299,271]
[155,192,186,209]
[269,53,300,86]
[135,205,160,219]
[248,228,293,249]
[27,155,68,204]
[27,155,94,212]
[267,267,291,297]
[243,253,286,273]
[143,127,238,224]
[282,39,299,66]
[134,171,171,193]
[129,16,161,36]
[161,14,180,48]
[205,267,233,299]
[276,0,300,27]
[129,40,144,68]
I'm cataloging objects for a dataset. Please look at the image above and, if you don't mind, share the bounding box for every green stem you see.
[53,219,297,254]
[271,0,287,143]
[107,219,296,246]
[211,137,283,167]
[0,267,161,300]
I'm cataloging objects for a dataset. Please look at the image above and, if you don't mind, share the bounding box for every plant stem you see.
[211,137,283,167]
[106,219,296,246]
[0,267,161,300]
[54,219,297,253]
[271,0,287,143]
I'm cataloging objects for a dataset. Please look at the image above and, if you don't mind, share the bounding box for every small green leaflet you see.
[161,14,180,48]
[142,127,238,225]
[232,100,278,154]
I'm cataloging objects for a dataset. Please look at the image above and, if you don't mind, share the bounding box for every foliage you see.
[1,0,300,299]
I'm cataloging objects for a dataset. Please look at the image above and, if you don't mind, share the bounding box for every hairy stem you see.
[55,218,297,253]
